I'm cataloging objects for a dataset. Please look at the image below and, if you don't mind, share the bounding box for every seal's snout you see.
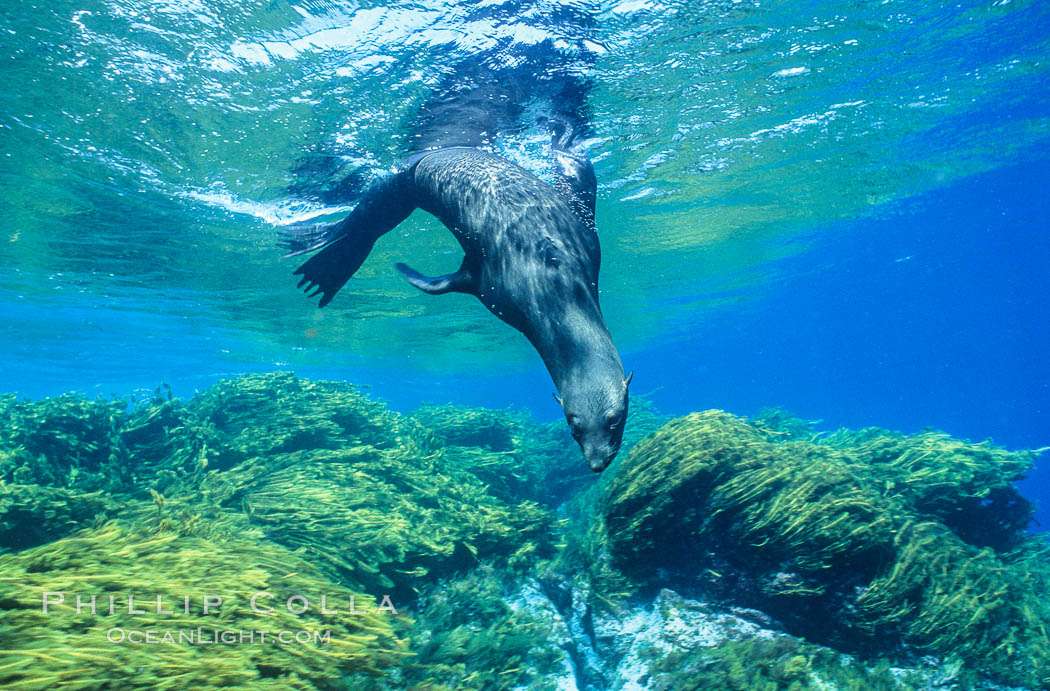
[562,373,630,474]
[584,444,618,473]
[587,454,612,473]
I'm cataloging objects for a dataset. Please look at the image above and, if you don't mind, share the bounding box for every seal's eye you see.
[606,412,623,429]
[569,423,582,440]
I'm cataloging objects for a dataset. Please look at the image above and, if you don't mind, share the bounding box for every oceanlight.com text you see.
[105,628,332,645]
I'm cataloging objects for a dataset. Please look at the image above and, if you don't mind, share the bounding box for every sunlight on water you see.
[1,0,1048,377]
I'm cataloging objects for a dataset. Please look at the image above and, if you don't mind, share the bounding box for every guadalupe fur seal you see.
[281,143,631,472]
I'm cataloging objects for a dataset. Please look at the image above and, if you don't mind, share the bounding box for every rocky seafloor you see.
[0,372,1047,690]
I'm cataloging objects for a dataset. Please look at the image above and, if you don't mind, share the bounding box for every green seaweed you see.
[645,636,928,691]
[411,392,669,508]
[401,569,565,690]
[411,403,553,504]
[181,372,415,465]
[0,392,132,493]
[602,411,1049,687]
[0,522,408,689]
[411,404,525,453]
[223,445,556,597]
[1,374,559,597]
[819,427,1036,550]
[3,374,1047,688]
[0,373,569,688]
[0,483,111,550]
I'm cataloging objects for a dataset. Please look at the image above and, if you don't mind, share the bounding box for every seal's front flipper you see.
[545,118,597,228]
[286,171,416,308]
[396,258,475,296]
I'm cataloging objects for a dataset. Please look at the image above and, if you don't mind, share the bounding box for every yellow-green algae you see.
[2,374,1047,689]
[820,426,1035,550]
[410,392,669,508]
[602,410,1048,688]
[2,374,557,593]
[172,375,558,596]
[400,568,566,690]
[0,392,131,493]
[644,635,921,691]
[410,403,555,504]
[0,522,407,689]
[0,373,567,688]
[221,445,555,596]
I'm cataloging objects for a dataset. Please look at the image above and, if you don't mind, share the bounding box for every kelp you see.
[401,569,566,690]
[601,411,1050,687]
[4,374,1048,688]
[0,483,110,550]
[752,409,1036,550]
[819,427,1035,550]
[855,522,1050,677]
[0,384,206,504]
[123,373,430,494]
[163,376,558,596]
[221,445,556,597]
[1,373,557,592]
[412,403,553,504]
[0,522,408,690]
[412,404,526,453]
[411,393,670,508]
[181,372,418,466]
[0,373,568,688]
[0,392,132,493]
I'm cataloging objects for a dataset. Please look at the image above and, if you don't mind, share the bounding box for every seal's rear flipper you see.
[293,235,377,308]
[285,171,417,308]
[279,220,342,258]
[396,260,475,296]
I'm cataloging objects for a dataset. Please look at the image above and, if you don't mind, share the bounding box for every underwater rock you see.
[601,411,1049,688]
[505,581,971,691]
[603,589,924,690]
[509,579,590,688]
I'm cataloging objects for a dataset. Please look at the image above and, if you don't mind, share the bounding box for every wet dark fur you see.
[281,7,629,471]
[281,145,629,471]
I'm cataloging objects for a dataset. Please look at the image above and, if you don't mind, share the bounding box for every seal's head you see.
[558,371,633,473]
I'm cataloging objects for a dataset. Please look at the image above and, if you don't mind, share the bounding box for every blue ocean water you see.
[1,0,1048,509]
[3,148,1046,520]
[4,2,1050,687]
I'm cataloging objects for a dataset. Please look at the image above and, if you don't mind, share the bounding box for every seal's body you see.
[282,146,630,471]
